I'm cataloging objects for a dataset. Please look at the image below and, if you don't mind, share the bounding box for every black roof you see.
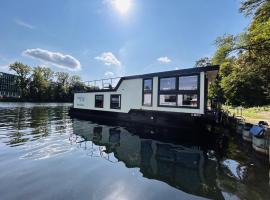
[122,65,219,80]
[79,65,219,93]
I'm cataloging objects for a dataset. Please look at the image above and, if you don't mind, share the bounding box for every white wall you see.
[74,72,205,114]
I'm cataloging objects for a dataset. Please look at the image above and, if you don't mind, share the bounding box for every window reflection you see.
[160,95,177,106]
[143,79,152,106]
[144,79,152,91]
[143,94,152,106]
[110,94,121,109]
[95,95,104,108]
[160,77,176,91]
[178,94,197,107]
[179,76,198,90]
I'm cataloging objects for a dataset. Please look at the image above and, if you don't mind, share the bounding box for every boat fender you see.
[250,125,265,138]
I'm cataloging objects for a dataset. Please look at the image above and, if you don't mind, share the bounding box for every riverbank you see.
[224,105,270,124]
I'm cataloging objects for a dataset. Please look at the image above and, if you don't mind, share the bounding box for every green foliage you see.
[8,62,86,102]
[212,35,235,65]
[239,0,268,16]
[210,0,270,107]
[194,57,211,67]
[9,62,31,99]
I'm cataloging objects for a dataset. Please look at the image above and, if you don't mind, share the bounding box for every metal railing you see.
[84,77,121,90]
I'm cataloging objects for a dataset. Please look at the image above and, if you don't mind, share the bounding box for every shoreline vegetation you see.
[197,0,270,108]
[224,105,270,124]
[2,62,90,103]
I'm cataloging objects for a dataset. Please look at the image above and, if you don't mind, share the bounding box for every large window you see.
[158,75,199,108]
[110,94,121,109]
[95,95,104,108]
[143,79,152,106]
[179,76,198,90]
[160,77,176,91]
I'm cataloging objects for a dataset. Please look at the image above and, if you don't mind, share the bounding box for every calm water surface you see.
[0,103,269,200]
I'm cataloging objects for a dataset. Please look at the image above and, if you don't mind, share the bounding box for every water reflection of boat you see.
[72,119,224,200]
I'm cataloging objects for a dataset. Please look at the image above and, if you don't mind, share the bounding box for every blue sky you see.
[0,0,250,81]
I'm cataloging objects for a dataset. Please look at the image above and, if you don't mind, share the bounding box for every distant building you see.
[0,72,20,98]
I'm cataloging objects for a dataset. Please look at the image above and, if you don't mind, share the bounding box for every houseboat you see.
[69,65,219,127]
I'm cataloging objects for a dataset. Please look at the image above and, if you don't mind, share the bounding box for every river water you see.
[0,103,269,200]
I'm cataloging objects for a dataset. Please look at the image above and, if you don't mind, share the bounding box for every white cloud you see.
[14,19,35,29]
[23,48,81,71]
[0,65,10,73]
[95,52,121,66]
[157,56,171,63]
[104,71,114,77]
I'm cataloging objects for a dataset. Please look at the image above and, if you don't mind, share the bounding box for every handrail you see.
[84,77,121,90]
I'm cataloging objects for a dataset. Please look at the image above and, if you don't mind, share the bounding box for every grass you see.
[223,105,270,124]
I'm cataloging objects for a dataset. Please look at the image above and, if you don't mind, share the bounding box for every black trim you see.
[110,94,121,109]
[95,94,104,108]
[204,75,208,113]
[80,65,219,93]
[69,107,216,129]
[142,78,153,106]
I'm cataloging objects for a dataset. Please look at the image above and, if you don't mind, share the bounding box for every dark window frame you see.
[158,73,200,109]
[110,94,121,109]
[95,94,104,108]
[142,78,153,106]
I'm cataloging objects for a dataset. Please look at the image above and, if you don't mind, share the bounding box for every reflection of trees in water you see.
[1,107,31,146]
[30,107,49,138]
[0,105,72,146]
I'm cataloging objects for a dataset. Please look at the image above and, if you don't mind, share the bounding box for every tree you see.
[54,72,70,101]
[5,62,86,102]
[239,0,269,17]
[194,57,212,67]
[209,0,270,106]
[55,72,69,86]
[9,62,31,99]
[30,67,54,101]
[69,75,82,86]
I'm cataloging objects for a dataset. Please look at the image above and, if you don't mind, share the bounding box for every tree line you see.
[196,0,270,107]
[7,62,87,102]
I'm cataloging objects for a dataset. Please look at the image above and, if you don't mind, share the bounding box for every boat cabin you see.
[70,65,219,127]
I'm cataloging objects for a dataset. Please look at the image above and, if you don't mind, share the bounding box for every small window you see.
[178,94,198,107]
[160,77,176,91]
[143,79,152,106]
[144,79,152,91]
[159,94,177,106]
[110,94,121,109]
[95,95,104,108]
[143,94,152,106]
[179,76,198,90]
